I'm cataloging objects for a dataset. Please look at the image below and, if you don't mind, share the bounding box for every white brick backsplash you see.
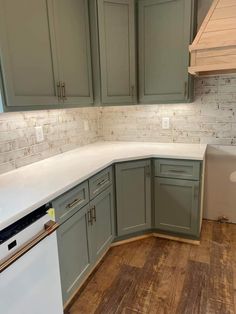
[1,74,236,174]
[99,75,236,146]
[0,107,100,174]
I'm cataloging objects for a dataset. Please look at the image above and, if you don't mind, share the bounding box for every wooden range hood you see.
[188,0,236,76]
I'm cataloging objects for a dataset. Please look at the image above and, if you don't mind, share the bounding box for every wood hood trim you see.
[189,0,236,76]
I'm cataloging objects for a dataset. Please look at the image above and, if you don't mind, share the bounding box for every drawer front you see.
[154,159,201,180]
[52,181,89,224]
[89,167,113,199]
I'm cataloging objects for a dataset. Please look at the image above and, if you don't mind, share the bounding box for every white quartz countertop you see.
[0,141,207,230]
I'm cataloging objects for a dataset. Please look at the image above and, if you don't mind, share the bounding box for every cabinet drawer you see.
[89,167,112,199]
[52,181,89,224]
[154,159,201,180]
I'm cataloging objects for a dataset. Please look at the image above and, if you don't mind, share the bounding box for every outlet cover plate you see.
[35,126,44,142]
[162,117,170,129]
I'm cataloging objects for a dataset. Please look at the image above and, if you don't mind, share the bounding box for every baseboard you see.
[112,231,200,247]
[111,233,153,247]
[153,233,200,245]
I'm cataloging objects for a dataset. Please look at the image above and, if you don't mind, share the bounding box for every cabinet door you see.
[0,0,59,107]
[90,186,114,261]
[116,160,151,236]
[97,0,136,104]
[53,0,93,105]
[138,0,195,103]
[57,204,92,304]
[154,178,200,237]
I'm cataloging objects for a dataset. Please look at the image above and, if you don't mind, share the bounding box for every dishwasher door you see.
[0,232,63,314]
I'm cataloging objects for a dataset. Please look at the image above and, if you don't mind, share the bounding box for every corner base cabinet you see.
[115,160,151,236]
[154,159,202,238]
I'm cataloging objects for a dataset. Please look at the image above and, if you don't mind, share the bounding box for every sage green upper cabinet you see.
[97,0,136,104]
[53,0,93,105]
[138,0,196,103]
[0,0,93,110]
[0,0,59,107]
[115,160,151,236]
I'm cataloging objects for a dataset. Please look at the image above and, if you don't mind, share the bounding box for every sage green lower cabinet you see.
[56,172,114,305]
[90,186,114,261]
[57,204,92,304]
[154,177,200,237]
[56,159,203,306]
[115,160,151,236]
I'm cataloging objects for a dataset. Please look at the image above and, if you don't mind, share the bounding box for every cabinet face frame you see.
[0,0,60,107]
[138,0,195,103]
[97,0,137,104]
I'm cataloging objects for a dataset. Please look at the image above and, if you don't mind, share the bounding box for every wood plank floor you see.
[67,220,236,314]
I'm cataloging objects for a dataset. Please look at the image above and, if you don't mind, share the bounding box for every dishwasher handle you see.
[0,220,59,273]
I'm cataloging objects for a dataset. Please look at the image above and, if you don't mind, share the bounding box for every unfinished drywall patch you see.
[204,145,236,223]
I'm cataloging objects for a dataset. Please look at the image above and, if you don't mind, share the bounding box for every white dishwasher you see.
[0,204,63,314]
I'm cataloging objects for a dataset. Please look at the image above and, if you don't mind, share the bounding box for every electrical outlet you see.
[35,126,44,142]
[162,117,170,129]
[83,120,89,131]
